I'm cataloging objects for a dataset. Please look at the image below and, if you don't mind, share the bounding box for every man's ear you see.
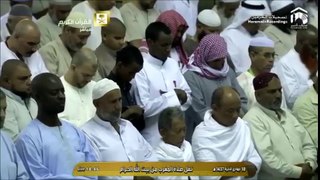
[146,39,154,47]
[211,104,218,112]
[70,64,77,71]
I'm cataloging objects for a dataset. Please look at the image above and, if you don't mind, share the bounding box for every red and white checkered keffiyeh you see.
[140,10,189,65]
[189,33,230,79]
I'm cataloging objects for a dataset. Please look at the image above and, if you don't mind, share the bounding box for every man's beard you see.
[99,111,121,123]
[11,89,31,99]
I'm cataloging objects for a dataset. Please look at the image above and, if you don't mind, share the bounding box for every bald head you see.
[101,18,126,35]
[31,73,61,98]
[71,48,97,67]
[12,19,40,37]
[211,86,241,127]
[211,86,240,107]
[0,59,29,80]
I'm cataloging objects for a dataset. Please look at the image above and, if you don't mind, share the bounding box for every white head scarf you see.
[225,0,266,30]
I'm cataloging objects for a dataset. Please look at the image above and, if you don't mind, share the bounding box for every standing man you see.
[0,60,37,139]
[183,9,222,56]
[36,0,72,47]
[120,0,159,48]
[0,20,48,79]
[108,45,145,131]
[59,48,97,127]
[221,1,267,75]
[154,0,199,38]
[212,0,240,30]
[39,11,91,77]
[243,72,318,179]
[15,73,99,179]
[192,87,262,180]
[133,22,192,147]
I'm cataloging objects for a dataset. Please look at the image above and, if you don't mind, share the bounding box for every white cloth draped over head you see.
[249,36,275,48]
[197,9,221,27]
[92,78,120,100]
[270,0,294,12]
[155,140,199,180]
[155,140,194,162]
[192,110,262,174]
[225,1,266,30]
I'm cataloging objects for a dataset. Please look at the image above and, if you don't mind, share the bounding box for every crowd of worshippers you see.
[0,0,318,179]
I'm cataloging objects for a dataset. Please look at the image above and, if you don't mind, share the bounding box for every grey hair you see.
[158,106,185,131]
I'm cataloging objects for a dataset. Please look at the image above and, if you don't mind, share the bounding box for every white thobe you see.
[0,23,10,41]
[272,49,314,109]
[0,87,38,140]
[221,26,266,75]
[154,0,199,37]
[82,115,157,180]
[192,110,262,180]
[15,119,98,180]
[132,54,192,147]
[0,41,49,79]
[170,48,188,74]
[36,13,62,47]
[1,131,29,180]
[237,71,288,109]
[70,1,123,50]
[58,77,96,127]
[155,140,199,180]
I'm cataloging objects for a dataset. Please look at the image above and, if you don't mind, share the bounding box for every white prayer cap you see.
[198,9,221,27]
[92,78,120,100]
[250,36,274,48]
[221,0,240,3]
[49,0,72,5]
[64,11,91,29]
[270,0,294,12]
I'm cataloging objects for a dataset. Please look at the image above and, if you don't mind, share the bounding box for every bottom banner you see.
[73,162,249,176]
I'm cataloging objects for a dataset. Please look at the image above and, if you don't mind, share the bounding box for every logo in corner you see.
[290,7,308,30]
[94,11,110,27]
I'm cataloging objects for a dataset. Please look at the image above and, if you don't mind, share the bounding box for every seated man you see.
[272,25,318,108]
[0,60,37,139]
[237,36,287,109]
[293,76,318,147]
[39,11,91,77]
[95,18,126,80]
[108,45,145,131]
[81,78,156,180]
[0,89,29,180]
[192,86,261,180]
[155,106,199,180]
[1,4,33,41]
[59,48,97,127]
[0,20,48,79]
[15,73,99,179]
[243,72,318,179]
